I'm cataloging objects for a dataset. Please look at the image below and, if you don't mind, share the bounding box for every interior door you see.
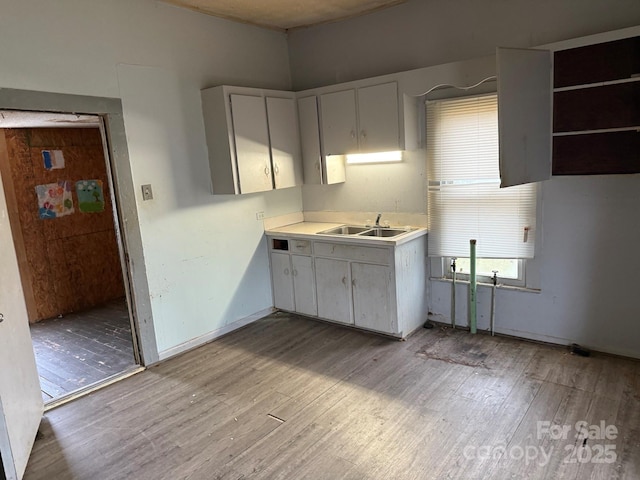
[0,171,44,479]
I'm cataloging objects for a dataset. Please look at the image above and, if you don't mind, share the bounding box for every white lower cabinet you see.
[271,252,295,312]
[351,262,393,333]
[270,248,317,317]
[315,257,353,325]
[291,255,317,317]
[268,233,427,338]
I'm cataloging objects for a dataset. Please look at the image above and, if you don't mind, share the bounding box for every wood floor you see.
[29,298,137,402]
[24,312,640,480]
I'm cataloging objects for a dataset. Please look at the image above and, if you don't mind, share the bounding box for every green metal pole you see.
[470,239,477,334]
[451,257,456,329]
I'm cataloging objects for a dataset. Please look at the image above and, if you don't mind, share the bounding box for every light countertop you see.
[265,221,427,247]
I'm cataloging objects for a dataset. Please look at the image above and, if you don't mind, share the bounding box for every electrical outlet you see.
[256,211,265,220]
[141,184,153,201]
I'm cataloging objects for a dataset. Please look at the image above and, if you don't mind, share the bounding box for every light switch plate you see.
[141,184,153,201]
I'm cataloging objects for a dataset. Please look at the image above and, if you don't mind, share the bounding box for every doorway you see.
[0,112,140,405]
[0,88,158,480]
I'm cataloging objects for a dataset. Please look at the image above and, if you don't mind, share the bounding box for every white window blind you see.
[427,94,536,259]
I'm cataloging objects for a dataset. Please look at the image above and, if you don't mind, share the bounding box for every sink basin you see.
[318,225,371,235]
[318,225,413,238]
[359,227,410,238]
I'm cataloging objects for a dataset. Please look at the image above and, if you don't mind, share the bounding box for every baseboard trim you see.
[157,307,276,362]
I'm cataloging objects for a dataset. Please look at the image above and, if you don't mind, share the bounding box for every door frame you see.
[0,88,158,366]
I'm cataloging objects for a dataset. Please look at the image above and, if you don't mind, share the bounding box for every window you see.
[426,94,537,284]
[447,257,522,284]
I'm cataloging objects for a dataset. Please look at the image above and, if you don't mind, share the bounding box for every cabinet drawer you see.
[313,242,390,265]
[290,239,311,255]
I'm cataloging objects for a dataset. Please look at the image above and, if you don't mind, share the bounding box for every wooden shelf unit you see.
[552,36,640,176]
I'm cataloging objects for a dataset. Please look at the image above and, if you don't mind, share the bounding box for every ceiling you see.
[161,0,405,31]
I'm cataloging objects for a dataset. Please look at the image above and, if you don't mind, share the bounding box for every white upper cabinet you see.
[357,82,400,153]
[320,89,359,155]
[497,47,552,187]
[230,94,273,194]
[297,95,346,185]
[320,81,400,155]
[266,96,303,189]
[201,85,303,195]
[297,95,323,184]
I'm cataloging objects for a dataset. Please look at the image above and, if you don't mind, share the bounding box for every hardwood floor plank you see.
[29,298,137,400]
[24,313,640,480]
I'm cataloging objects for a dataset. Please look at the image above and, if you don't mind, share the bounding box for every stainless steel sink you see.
[317,225,412,238]
[318,225,371,235]
[359,227,411,238]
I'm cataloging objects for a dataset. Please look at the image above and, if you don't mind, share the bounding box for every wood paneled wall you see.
[0,128,125,323]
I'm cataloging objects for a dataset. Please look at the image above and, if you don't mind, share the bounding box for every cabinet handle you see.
[264,166,270,176]
[350,130,356,139]
[352,279,356,287]
[274,163,280,175]
[284,268,289,275]
[341,276,347,286]
[292,269,298,277]
[315,161,320,171]
[360,130,366,139]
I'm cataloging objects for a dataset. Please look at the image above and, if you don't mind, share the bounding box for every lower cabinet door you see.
[351,262,394,333]
[271,252,295,311]
[291,255,317,316]
[315,257,353,324]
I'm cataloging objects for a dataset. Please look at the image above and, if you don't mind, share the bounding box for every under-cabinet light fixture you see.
[345,150,403,164]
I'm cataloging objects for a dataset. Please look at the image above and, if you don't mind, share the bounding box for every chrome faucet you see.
[375,213,382,227]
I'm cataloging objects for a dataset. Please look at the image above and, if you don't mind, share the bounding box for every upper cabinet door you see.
[298,96,346,185]
[320,89,358,155]
[230,94,273,194]
[497,47,552,187]
[266,97,303,189]
[297,96,323,185]
[357,82,400,153]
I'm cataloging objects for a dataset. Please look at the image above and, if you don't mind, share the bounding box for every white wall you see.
[289,3,640,357]
[430,175,640,358]
[0,0,301,357]
[300,55,497,221]
[301,150,426,214]
[288,0,640,90]
[4,0,638,360]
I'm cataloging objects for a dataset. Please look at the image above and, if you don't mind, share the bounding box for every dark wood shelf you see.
[552,35,640,176]
[554,36,640,88]
[553,82,640,133]
[553,130,640,175]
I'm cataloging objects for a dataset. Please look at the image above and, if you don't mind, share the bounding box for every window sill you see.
[429,276,541,294]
